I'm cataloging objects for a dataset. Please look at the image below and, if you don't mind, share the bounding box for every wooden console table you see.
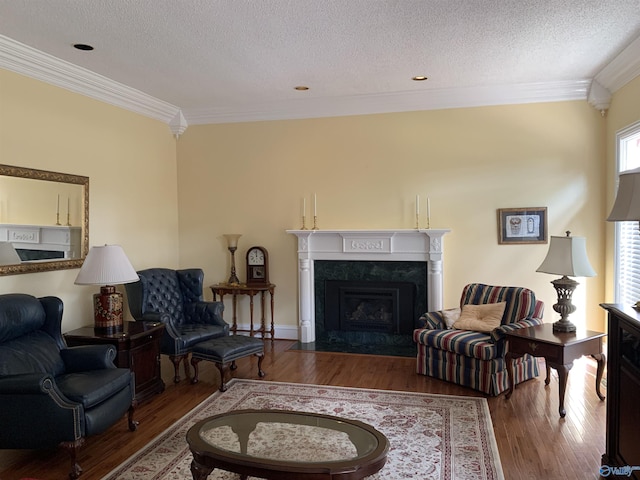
[210,283,275,339]
[505,323,606,417]
[64,321,165,403]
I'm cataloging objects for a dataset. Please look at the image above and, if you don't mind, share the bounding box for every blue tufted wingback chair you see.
[0,293,136,480]
[125,268,229,383]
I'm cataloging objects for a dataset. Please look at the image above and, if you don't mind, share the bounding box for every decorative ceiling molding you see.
[594,35,640,93]
[587,80,611,116]
[169,110,188,138]
[0,35,180,124]
[183,80,591,125]
[1,32,640,129]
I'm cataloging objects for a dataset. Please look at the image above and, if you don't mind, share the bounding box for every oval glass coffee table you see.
[186,409,389,479]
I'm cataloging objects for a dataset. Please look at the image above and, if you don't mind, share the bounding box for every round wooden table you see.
[186,409,389,479]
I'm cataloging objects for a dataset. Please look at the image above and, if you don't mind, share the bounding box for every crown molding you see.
[3,31,637,128]
[0,35,180,124]
[183,80,591,125]
[594,34,640,93]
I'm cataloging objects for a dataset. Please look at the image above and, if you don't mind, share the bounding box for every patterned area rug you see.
[102,380,504,480]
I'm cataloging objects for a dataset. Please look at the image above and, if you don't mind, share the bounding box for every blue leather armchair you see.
[0,293,136,479]
[125,268,229,383]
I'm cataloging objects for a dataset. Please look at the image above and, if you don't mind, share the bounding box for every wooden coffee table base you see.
[505,323,606,418]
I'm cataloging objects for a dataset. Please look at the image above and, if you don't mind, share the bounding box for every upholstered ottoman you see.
[190,335,265,391]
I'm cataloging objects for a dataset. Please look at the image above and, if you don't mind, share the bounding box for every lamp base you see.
[93,285,124,334]
[550,275,579,333]
[552,319,577,333]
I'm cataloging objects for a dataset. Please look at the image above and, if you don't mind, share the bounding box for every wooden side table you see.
[210,283,275,338]
[505,322,606,417]
[64,321,165,403]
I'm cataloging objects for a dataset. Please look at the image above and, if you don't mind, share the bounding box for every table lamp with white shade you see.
[606,166,640,308]
[74,244,139,333]
[0,242,21,265]
[536,231,596,332]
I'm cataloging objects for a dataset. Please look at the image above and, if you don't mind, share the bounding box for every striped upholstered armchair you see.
[413,283,544,395]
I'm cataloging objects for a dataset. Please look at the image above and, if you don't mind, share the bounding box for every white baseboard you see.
[233,324,299,341]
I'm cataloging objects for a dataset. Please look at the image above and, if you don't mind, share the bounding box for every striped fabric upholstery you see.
[413,329,497,360]
[414,283,544,396]
[416,347,540,396]
[460,283,538,325]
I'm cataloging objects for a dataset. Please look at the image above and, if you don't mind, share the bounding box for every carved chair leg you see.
[216,362,228,392]
[257,353,265,378]
[182,354,192,379]
[128,402,139,431]
[191,357,202,384]
[59,438,85,480]
[169,355,182,383]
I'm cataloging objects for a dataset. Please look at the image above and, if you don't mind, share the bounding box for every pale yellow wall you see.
[0,66,610,335]
[177,101,607,333]
[603,76,640,310]
[0,69,180,331]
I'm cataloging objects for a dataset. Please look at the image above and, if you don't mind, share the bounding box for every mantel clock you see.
[246,246,269,286]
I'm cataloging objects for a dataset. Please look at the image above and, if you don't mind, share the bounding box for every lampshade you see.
[536,232,596,278]
[74,245,138,333]
[0,242,21,265]
[74,245,139,286]
[607,167,640,221]
[223,234,242,249]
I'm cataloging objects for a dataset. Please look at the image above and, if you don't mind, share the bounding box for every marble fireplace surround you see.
[286,229,450,343]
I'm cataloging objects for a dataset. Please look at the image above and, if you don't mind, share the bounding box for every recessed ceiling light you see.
[73,44,94,51]
[412,76,428,81]
[294,86,309,91]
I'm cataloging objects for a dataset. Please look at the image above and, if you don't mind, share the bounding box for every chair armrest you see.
[417,311,446,330]
[61,345,117,372]
[0,372,56,394]
[187,301,228,328]
[489,317,544,343]
[0,374,83,448]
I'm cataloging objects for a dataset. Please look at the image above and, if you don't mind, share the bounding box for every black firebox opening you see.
[325,280,415,335]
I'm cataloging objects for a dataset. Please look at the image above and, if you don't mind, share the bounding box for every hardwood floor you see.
[0,340,606,480]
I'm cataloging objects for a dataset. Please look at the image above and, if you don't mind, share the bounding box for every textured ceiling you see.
[0,0,639,126]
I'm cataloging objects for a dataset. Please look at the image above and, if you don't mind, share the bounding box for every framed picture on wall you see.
[497,207,547,244]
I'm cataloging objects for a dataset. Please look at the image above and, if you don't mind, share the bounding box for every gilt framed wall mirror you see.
[0,164,89,275]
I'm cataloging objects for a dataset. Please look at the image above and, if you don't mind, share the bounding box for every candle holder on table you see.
[223,234,242,285]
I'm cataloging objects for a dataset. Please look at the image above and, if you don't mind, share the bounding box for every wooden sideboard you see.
[599,304,640,478]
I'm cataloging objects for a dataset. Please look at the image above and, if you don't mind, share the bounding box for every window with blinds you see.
[615,121,640,305]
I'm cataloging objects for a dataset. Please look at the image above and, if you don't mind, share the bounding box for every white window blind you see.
[615,121,640,305]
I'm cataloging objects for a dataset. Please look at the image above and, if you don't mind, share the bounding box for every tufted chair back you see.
[127,268,204,328]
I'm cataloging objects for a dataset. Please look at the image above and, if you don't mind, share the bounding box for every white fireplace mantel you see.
[286,229,451,343]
